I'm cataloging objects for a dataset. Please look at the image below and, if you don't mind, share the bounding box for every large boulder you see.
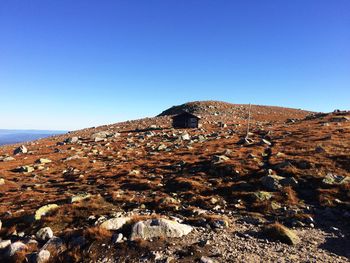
[100,217,131,230]
[264,223,300,245]
[130,218,193,240]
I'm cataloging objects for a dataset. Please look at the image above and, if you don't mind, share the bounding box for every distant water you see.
[0,129,67,146]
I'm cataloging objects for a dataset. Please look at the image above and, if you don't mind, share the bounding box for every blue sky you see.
[0,1,349,130]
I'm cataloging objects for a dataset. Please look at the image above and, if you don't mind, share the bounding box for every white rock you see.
[35,249,50,263]
[0,178,5,185]
[41,237,66,255]
[0,239,11,249]
[6,241,27,257]
[36,227,54,241]
[181,133,190,141]
[14,145,27,154]
[100,217,131,230]
[130,218,193,240]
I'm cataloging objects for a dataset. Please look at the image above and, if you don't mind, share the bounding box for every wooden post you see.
[245,103,251,139]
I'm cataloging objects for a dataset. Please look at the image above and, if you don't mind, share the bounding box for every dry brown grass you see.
[83,226,112,241]
[283,186,299,205]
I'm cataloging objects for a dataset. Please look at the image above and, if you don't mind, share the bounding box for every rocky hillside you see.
[0,102,349,262]
[158,101,311,123]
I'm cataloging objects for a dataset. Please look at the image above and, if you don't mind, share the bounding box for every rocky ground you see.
[0,101,349,262]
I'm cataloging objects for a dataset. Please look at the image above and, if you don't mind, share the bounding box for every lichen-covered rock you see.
[34,204,59,220]
[253,191,273,201]
[100,217,131,230]
[130,218,193,240]
[70,193,91,203]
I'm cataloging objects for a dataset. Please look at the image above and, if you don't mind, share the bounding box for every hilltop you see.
[0,101,349,262]
[158,100,311,124]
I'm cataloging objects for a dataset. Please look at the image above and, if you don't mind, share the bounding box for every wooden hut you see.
[172,112,200,128]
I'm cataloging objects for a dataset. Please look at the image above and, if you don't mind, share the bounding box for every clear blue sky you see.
[0,1,349,130]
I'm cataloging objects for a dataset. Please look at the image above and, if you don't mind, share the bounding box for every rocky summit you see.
[0,101,349,262]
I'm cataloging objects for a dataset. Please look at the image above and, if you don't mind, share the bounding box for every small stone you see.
[70,193,91,203]
[253,191,273,201]
[14,145,28,154]
[0,239,11,249]
[36,227,54,241]
[261,139,272,146]
[36,158,52,164]
[211,155,230,164]
[35,249,50,263]
[0,178,4,185]
[200,256,218,263]
[113,233,123,243]
[181,133,190,141]
[41,237,66,255]
[6,241,27,257]
[16,165,35,173]
[64,137,79,144]
[261,175,284,191]
[2,156,15,162]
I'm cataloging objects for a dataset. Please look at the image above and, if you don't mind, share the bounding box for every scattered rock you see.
[100,217,131,230]
[34,204,59,220]
[322,173,349,185]
[36,158,52,164]
[212,155,230,164]
[200,256,218,263]
[70,193,91,203]
[6,241,27,257]
[264,223,300,245]
[0,239,11,249]
[130,218,193,240]
[64,137,79,144]
[15,165,35,173]
[36,227,54,241]
[2,156,15,162]
[14,145,28,154]
[35,249,50,263]
[181,133,191,141]
[0,178,5,185]
[261,175,285,191]
[253,191,273,201]
[41,237,66,255]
